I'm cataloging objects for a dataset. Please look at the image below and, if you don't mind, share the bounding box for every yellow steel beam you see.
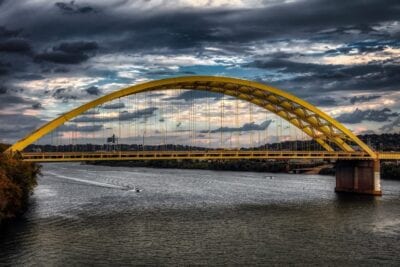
[378,152,400,160]
[210,85,354,152]
[6,76,376,158]
[20,150,373,162]
[210,88,335,151]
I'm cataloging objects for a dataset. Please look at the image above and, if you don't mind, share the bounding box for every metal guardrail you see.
[377,152,400,160]
[20,150,377,162]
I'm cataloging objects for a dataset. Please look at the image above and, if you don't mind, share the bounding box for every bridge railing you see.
[20,150,374,162]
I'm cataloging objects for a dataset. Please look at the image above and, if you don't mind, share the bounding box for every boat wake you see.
[45,171,127,190]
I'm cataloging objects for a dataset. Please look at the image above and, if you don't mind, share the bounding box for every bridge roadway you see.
[19,150,400,162]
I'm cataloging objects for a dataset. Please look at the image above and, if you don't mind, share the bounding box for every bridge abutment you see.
[335,160,382,196]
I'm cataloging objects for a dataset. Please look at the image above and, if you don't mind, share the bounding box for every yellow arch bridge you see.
[4,76,400,195]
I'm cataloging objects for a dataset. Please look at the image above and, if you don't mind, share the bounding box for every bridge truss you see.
[5,76,387,161]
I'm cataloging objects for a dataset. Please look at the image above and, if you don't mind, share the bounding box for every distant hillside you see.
[25,133,400,153]
[358,133,400,151]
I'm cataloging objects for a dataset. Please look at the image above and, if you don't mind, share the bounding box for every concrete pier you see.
[335,160,382,196]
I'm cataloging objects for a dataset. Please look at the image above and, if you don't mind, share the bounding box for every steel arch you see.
[6,76,376,158]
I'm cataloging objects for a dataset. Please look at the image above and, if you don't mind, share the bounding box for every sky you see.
[0,0,399,146]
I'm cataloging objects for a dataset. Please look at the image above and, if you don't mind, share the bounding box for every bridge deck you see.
[18,150,389,162]
[377,152,400,160]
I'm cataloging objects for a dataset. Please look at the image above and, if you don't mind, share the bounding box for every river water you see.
[1,163,400,266]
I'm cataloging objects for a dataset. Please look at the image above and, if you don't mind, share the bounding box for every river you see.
[1,163,400,265]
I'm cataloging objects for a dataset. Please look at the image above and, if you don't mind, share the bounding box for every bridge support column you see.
[335,160,382,196]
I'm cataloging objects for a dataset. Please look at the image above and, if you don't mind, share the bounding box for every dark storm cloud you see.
[0,0,398,73]
[244,59,332,74]
[202,120,272,133]
[52,88,78,102]
[53,67,69,73]
[319,24,378,35]
[55,1,97,15]
[325,40,400,55]
[119,107,158,121]
[102,102,125,109]
[307,96,338,107]
[167,90,223,101]
[31,103,43,109]
[14,73,45,81]
[0,114,45,140]
[348,95,381,104]
[336,108,398,124]
[3,0,397,51]
[0,38,31,53]
[34,51,88,64]
[0,94,30,108]
[0,26,21,38]
[55,41,98,53]
[247,59,400,95]
[86,86,100,95]
[58,124,103,132]
[34,50,89,64]
[380,116,400,132]
[73,107,158,122]
[34,41,99,64]
[0,88,39,109]
[0,61,11,76]
[83,109,99,115]
[1,0,400,138]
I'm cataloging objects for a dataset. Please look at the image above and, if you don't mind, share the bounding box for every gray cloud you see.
[35,50,89,64]
[0,89,38,109]
[336,108,398,124]
[0,0,400,138]
[249,60,400,96]
[202,119,272,133]
[55,41,98,53]
[167,90,223,101]
[0,61,11,75]
[4,0,396,54]
[0,113,45,141]
[307,96,338,107]
[73,107,158,123]
[55,1,98,15]
[348,95,381,104]
[0,38,31,53]
[31,102,43,109]
[58,124,103,132]
[86,85,100,95]
[119,107,158,121]
[52,88,78,102]
[380,116,400,132]
[102,102,125,109]
[0,26,21,38]
[34,41,99,64]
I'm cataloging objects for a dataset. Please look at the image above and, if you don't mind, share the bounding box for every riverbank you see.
[0,144,40,223]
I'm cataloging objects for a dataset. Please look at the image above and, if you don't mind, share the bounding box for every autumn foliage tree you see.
[0,144,40,221]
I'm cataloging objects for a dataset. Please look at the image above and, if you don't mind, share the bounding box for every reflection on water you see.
[1,163,400,265]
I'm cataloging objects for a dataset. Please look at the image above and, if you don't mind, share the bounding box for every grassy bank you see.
[0,144,40,223]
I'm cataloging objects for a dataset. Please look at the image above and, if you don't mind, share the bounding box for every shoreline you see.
[86,160,399,180]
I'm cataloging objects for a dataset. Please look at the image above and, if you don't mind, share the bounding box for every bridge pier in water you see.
[335,160,382,196]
